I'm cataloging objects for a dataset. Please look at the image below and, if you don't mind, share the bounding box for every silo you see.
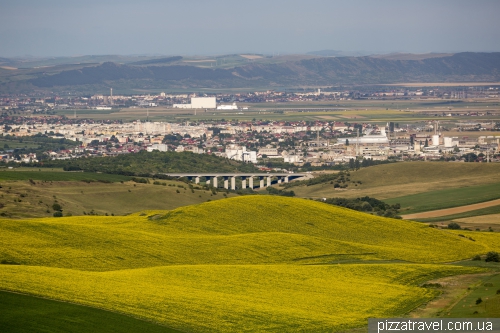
[432,135,440,146]
[444,137,453,148]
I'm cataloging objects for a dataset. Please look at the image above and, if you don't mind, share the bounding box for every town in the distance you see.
[1,90,499,167]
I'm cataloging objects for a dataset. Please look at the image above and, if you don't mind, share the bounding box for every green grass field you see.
[0,291,181,333]
[43,98,500,122]
[0,169,131,182]
[292,163,500,209]
[1,196,500,331]
[442,273,500,318]
[385,182,500,214]
[415,206,500,224]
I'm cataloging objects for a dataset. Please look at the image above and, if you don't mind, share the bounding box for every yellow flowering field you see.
[1,196,497,271]
[0,264,483,333]
[1,196,498,332]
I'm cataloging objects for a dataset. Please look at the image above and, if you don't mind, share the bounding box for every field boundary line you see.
[402,199,500,219]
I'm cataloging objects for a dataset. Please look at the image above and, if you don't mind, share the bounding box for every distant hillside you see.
[3,52,500,91]
[128,56,183,66]
[307,49,370,57]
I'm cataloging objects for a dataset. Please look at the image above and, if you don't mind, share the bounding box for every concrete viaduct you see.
[162,173,307,190]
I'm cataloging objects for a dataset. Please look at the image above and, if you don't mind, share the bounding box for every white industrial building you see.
[258,147,279,158]
[146,143,168,152]
[225,145,257,163]
[337,128,389,145]
[444,137,459,148]
[173,97,216,109]
[217,103,238,110]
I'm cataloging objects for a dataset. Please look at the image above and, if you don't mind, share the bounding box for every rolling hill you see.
[1,196,498,271]
[1,196,498,332]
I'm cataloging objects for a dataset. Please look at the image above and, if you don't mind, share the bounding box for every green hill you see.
[42,151,259,175]
[293,162,500,202]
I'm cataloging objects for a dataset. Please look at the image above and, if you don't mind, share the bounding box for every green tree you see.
[354,159,360,170]
[349,158,355,170]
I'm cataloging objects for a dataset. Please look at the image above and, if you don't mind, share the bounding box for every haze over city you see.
[1,0,500,57]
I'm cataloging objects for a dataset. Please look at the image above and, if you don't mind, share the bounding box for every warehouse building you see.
[173,97,216,109]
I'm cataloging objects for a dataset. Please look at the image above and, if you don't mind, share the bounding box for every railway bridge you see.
[162,173,308,190]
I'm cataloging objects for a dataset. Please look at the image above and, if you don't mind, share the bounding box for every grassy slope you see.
[292,162,500,206]
[1,196,499,332]
[385,182,500,214]
[0,179,234,218]
[0,170,131,182]
[0,291,181,333]
[441,272,500,318]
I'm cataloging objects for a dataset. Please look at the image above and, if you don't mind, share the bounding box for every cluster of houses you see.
[1,116,499,165]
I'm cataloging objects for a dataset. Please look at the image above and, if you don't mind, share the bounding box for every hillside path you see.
[401,198,500,219]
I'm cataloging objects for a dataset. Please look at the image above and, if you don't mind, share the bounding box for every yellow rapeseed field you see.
[1,196,498,332]
[0,264,483,332]
[1,196,497,271]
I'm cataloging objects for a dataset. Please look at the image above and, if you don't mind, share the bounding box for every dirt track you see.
[402,199,500,220]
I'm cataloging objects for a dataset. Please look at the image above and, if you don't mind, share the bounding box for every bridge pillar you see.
[248,176,254,189]
[284,176,289,183]
[241,176,247,189]
[212,176,218,188]
[195,176,200,184]
[277,177,282,184]
[259,176,265,189]
[266,176,272,187]
[224,176,229,189]
[231,177,236,190]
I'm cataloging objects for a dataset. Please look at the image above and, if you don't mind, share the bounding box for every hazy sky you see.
[1,0,499,57]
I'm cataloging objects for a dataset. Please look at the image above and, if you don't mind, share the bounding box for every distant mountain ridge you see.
[16,52,500,90]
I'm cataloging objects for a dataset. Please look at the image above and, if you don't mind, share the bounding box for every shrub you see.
[485,251,499,262]
[447,222,461,230]
[53,211,63,217]
[475,297,482,305]
[472,255,482,261]
[52,203,62,211]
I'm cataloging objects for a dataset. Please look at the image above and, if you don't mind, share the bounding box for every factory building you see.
[217,103,238,110]
[226,145,257,163]
[173,97,216,109]
[336,128,389,145]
